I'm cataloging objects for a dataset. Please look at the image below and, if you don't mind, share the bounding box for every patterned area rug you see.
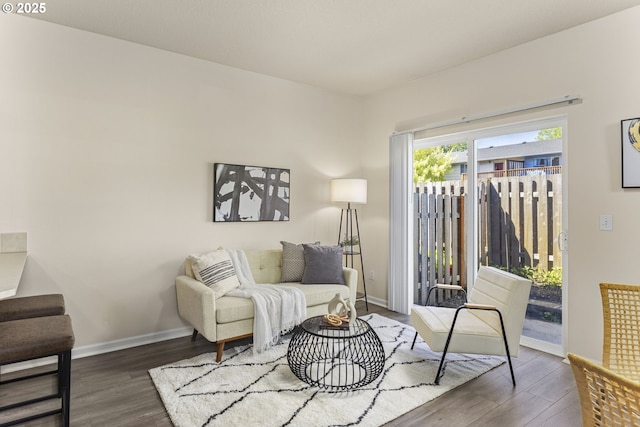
[149,314,504,427]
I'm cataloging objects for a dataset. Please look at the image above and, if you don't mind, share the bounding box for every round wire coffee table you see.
[287,316,385,390]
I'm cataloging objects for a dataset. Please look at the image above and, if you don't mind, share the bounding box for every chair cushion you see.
[0,294,65,322]
[411,306,507,355]
[468,266,532,356]
[0,315,75,364]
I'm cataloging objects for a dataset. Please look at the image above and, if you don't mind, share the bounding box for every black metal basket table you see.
[286,316,385,390]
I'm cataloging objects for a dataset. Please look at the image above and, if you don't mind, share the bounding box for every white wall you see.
[4,7,639,362]
[0,15,363,348]
[361,6,640,360]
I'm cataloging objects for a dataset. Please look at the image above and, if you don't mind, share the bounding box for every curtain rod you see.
[394,94,582,136]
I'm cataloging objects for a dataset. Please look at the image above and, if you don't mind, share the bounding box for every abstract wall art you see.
[622,117,640,188]
[214,163,290,222]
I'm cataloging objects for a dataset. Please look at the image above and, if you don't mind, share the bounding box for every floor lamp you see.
[330,178,368,311]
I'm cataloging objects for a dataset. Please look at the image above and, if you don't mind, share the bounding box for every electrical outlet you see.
[599,214,613,231]
[369,270,375,281]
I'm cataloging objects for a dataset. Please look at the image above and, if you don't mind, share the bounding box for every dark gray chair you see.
[0,314,75,426]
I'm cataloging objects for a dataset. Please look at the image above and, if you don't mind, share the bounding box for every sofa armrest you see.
[342,267,358,303]
[176,275,217,342]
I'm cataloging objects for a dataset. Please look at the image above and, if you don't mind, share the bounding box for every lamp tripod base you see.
[338,206,368,311]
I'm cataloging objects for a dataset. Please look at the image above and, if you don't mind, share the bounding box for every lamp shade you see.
[330,179,367,204]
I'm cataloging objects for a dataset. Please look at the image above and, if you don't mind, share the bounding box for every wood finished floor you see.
[1,302,581,426]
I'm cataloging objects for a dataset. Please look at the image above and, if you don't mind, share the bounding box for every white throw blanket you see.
[226,249,307,354]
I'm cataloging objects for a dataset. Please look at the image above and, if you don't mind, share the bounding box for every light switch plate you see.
[599,214,613,231]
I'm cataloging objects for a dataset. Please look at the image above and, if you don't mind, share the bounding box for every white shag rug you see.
[149,314,505,427]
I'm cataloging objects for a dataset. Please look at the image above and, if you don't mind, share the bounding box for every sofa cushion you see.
[301,244,345,285]
[215,283,351,324]
[216,296,255,323]
[280,241,319,282]
[279,283,351,307]
[245,249,283,284]
[188,249,241,298]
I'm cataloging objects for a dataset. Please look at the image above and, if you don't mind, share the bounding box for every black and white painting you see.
[214,163,290,222]
[622,117,640,188]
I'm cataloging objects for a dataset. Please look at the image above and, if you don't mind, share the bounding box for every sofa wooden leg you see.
[191,329,198,341]
[216,342,225,363]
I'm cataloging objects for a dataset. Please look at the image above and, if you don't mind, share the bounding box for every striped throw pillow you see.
[188,249,240,298]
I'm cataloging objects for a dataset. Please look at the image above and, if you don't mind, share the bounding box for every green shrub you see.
[510,266,562,287]
[542,311,561,323]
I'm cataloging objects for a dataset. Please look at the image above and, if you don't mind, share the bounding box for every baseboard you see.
[73,326,193,359]
[360,295,387,310]
[1,326,193,374]
[1,299,392,375]
[520,335,564,357]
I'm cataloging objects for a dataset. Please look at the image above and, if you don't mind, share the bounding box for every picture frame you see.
[214,163,290,222]
[622,117,640,188]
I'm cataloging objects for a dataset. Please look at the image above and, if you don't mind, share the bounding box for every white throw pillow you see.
[188,249,240,298]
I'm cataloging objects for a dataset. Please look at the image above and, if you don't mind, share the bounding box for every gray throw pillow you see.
[301,244,345,285]
[280,240,319,282]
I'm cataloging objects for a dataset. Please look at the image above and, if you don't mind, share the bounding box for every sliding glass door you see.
[412,117,567,355]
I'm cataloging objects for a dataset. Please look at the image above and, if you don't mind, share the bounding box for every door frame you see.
[413,115,568,356]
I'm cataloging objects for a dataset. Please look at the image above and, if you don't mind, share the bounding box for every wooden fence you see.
[414,172,562,305]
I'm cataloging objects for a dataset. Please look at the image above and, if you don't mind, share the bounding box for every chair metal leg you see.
[60,349,72,427]
[411,332,418,349]
[0,349,73,427]
[434,306,516,387]
[434,353,447,385]
[496,311,516,386]
[434,307,464,385]
[57,353,64,397]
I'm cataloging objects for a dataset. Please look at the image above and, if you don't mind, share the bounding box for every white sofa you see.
[176,248,357,362]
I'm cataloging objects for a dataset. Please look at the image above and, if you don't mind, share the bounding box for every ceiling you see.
[27,0,640,96]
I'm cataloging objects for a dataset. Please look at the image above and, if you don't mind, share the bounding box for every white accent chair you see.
[410,266,532,385]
